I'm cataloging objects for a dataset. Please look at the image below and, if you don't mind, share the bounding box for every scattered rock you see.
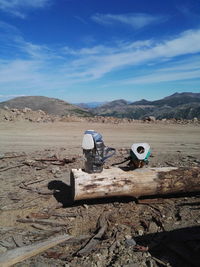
[51,167,60,174]
[0,107,199,124]
[148,221,159,233]
[125,237,137,247]
[143,116,156,122]
[0,246,7,254]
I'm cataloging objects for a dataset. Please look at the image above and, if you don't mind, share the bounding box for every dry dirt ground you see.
[0,120,200,267]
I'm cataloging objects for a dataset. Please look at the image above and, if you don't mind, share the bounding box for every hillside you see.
[92,93,200,119]
[150,92,200,107]
[0,96,92,117]
[130,92,200,107]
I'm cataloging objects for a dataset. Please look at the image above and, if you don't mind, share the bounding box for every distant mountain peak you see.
[110,99,128,104]
[130,99,152,106]
[164,92,200,100]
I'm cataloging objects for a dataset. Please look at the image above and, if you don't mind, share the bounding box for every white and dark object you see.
[82,130,115,173]
[129,143,151,168]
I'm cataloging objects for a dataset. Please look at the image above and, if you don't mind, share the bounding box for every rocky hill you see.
[92,93,200,119]
[0,107,59,122]
[0,96,92,117]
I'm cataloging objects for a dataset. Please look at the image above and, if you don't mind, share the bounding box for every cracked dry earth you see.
[0,120,200,267]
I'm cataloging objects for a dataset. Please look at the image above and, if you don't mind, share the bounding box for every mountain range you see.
[0,92,199,119]
[91,93,200,119]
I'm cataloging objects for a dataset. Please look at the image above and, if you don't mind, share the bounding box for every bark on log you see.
[70,167,200,201]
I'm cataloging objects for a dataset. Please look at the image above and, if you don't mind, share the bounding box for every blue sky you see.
[0,0,200,103]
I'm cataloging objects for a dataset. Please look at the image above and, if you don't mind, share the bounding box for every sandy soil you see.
[0,121,200,156]
[0,121,200,267]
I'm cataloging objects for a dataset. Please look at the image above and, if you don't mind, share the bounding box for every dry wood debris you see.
[0,148,200,266]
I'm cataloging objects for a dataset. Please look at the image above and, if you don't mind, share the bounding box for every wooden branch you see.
[0,154,26,160]
[151,256,169,267]
[76,212,109,256]
[35,157,76,165]
[0,234,71,267]
[24,179,46,186]
[19,186,53,195]
[51,213,77,218]
[71,167,200,201]
[16,218,68,228]
[0,164,24,172]
[35,157,59,162]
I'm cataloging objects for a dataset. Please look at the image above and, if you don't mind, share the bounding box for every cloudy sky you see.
[0,0,200,102]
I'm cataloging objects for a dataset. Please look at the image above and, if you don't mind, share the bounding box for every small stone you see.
[193,117,198,122]
[22,107,32,113]
[138,229,144,236]
[148,222,158,233]
[125,235,132,240]
[125,238,136,247]
[101,248,108,257]
[51,167,60,174]
[0,246,7,254]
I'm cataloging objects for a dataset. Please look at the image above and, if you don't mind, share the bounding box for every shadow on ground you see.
[135,226,200,267]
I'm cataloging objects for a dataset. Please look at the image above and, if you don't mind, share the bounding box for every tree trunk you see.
[70,167,200,201]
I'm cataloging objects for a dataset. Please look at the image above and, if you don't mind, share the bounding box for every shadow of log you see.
[135,226,200,267]
[48,179,75,207]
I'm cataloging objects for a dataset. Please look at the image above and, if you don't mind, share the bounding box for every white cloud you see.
[91,13,167,29]
[0,24,200,94]
[60,29,200,81]
[0,0,51,18]
[123,69,200,85]
[108,55,200,86]
[0,59,39,80]
[63,45,109,56]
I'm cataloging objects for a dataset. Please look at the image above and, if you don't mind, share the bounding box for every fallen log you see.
[0,234,71,267]
[70,167,200,201]
[19,185,53,195]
